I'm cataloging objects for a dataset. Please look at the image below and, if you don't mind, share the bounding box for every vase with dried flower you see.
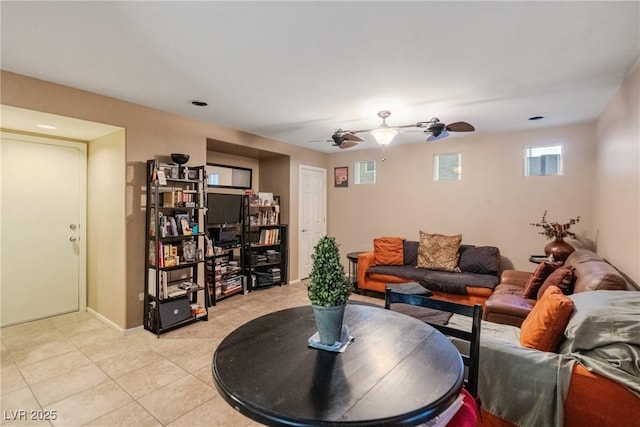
[530,211,581,262]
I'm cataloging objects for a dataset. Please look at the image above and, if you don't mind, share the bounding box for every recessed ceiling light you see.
[528,116,544,121]
[191,101,208,107]
[36,124,58,130]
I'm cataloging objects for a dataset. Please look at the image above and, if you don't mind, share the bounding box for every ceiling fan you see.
[312,110,475,149]
[308,129,364,149]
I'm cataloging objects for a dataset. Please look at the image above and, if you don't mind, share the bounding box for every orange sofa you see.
[480,364,640,426]
[357,241,500,306]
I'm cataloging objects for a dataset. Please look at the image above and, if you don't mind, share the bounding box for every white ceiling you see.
[1,1,639,152]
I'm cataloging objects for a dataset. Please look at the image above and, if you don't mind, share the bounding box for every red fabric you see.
[447,388,479,427]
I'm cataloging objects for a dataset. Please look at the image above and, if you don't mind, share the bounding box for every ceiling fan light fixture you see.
[370,110,398,145]
[371,127,398,145]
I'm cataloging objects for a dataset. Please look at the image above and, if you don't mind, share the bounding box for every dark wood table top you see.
[212,304,464,426]
[346,251,367,261]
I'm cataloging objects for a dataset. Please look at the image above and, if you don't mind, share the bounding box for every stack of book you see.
[258,228,280,245]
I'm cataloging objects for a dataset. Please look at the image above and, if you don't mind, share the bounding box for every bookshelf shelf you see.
[243,195,287,290]
[144,158,209,336]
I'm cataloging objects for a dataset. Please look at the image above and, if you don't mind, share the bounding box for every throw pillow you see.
[522,262,561,299]
[403,240,419,266]
[536,266,575,299]
[374,237,404,265]
[520,286,574,352]
[416,231,462,272]
[458,246,500,275]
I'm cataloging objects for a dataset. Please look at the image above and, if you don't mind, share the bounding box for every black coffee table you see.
[212,304,464,426]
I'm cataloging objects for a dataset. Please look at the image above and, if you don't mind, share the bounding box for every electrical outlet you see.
[138,293,144,301]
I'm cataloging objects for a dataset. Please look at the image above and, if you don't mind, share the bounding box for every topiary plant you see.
[307,236,352,307]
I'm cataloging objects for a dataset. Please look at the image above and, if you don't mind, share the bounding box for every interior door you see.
[298,165,326,279]
[1,133,86,326]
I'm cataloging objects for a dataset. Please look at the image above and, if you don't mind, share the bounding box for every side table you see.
[346,251,366,293]
[529,255,551,264]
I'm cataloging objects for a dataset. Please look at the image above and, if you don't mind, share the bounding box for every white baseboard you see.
[87,308,143,335]
[288,278,302,285]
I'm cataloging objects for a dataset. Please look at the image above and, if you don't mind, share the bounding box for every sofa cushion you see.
[403,240,419,266]
[491,283,526,295]
[537,266,574,299]
[522,262,560,299]
[484,293,536,327]
[520,286,574,352]
[374,237,404,265]
[367,264,498,294]
[417,231,462,272]
[459,246,500,275]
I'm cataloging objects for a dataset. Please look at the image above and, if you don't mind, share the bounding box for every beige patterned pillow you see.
[417,231,462,272]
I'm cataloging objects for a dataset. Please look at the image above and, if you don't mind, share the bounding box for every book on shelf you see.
[166,284,187,298]
[149,241,156,266]
[148,269,168,299]
[156,169,167,185]
[259,228,280,245]
[162,191,175,207]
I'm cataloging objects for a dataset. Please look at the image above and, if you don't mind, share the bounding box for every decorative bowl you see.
[171,153,190,165]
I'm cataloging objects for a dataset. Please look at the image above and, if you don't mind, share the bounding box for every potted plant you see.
[307,236,353,345]
[530,210,581,261]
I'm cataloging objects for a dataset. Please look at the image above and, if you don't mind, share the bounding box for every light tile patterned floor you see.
[1,282,382,426]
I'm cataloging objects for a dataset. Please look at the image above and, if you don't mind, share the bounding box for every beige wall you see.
[326,122,599,273]
[594,59,640,283]
[87,130,126,327]
[2,63,637,329]
[1,71,326,328]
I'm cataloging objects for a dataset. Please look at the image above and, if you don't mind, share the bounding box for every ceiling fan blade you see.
[427,131,450,142]
[342,132,364,142]
[446,121,475,132]
[338,140,358,149]
[308,139,331,143]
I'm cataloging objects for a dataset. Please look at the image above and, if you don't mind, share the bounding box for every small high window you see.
[434,153,462,181]
[525,145,562,176]
[355,161,376,184]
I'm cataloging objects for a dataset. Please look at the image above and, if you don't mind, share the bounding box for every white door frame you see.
[298,164,327,280]
[1,132,87,323]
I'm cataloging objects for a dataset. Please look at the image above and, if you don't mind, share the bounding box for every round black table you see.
[212,304,464,426]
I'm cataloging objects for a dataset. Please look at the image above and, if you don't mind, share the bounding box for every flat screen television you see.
[207,193,243,226]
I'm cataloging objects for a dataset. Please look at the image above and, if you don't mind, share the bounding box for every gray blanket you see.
[460,290,640,427]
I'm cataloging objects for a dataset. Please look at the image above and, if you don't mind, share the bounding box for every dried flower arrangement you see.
[530,210,581,239]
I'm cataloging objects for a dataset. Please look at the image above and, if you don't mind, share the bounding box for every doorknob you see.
[69,236,78,242]
[69,224,77,230]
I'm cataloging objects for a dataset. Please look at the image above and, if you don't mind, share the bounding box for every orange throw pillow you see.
[522,262,561,299]
[374,237,404,265]
[520,286,574,352]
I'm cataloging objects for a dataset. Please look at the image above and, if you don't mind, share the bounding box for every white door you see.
[1,133,86,326]
[298,165,326,279]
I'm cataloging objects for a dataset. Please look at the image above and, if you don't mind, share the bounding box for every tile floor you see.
[1,282,382,426]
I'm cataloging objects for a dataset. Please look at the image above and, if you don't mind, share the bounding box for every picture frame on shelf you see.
[182,240,197,262]
[187,169,198,180]
[258,192,274,206]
